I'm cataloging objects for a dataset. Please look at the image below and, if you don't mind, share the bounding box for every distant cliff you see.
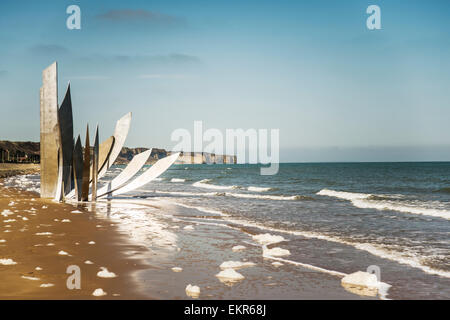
[115,147,168,164]
[0,141,40,162]
[0,141,236,164]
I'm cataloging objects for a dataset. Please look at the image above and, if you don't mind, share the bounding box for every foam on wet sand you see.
[185,284,200,298]
[216,268,245,284]
[0,182,147,299]
[97,267,117,278]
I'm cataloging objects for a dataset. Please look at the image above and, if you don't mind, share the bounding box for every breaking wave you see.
[192,179,238,190]
[317,189,450,220]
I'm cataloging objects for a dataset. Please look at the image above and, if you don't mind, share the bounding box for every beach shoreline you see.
[0,176,151,299]
[0,163,40,179]
[1,165,387,300]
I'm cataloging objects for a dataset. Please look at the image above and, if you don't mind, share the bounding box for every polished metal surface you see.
[40,62,59,198]
[104,152,180,197]
[95,149,152,198]
[91,125,99,201]
[72,135,83,201]
[81,125,90,201]
[98,136,115,173]
[97,112,131,179]
[58,83,74,195]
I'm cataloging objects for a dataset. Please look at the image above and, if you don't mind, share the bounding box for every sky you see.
[0,0,449,162]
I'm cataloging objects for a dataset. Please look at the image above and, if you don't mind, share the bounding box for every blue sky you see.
[0,0,449,161]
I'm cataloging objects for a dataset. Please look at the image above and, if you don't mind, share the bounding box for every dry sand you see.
[0,178,150,299]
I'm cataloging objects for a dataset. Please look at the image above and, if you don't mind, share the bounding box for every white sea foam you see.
[172,202,225,216]
[192,179,237,190]
[97,267,117,278]
[171,178,185,182]
[262,248,346,278]
[185,284,200,298]
[0,258,17,265]
[317,189,450,220]
[263,246,290,257]
[1,209,14,217]
[219,261,255,270]
[173,201,450,279]
[341,271,392,300]
[224,215,450,279]
[252,233,286,245]
[216,268,245,283]
[225,192,303,201]
[247,186,272,192]
[40,283,54,288]
[272,261,283,267]
[92,288,107,297]
[232,245,246,252]
[22,275,40,281]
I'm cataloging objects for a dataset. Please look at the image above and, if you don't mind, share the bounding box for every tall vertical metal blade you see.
[40,62,59,198]
[72,135,83,201]
[91,125,99,201]
[81,125,90,201]
[58,83,74,196]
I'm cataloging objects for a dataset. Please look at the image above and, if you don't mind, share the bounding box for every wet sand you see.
[0,184,149,299]
[0,163,39,178]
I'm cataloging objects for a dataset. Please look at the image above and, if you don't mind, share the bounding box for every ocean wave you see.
[154,189,309,201]
[247,186,273,192]
[225,192,311,201]
[219,215,450,279]
[192,179,238,190]
[317,189,450,220]
[118,197,450,280]
[171,202,226,216]
[169,199,450,282]
[170,178,186,182]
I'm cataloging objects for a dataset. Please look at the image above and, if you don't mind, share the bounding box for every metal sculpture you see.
[94,149,152,198]
[105,152,180,197]
[39,62,179,203]
[81,125,90,201]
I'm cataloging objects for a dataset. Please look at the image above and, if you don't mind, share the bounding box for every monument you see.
[39,62,179,201]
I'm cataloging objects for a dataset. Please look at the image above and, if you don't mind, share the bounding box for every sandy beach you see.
[0,168,149,299]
